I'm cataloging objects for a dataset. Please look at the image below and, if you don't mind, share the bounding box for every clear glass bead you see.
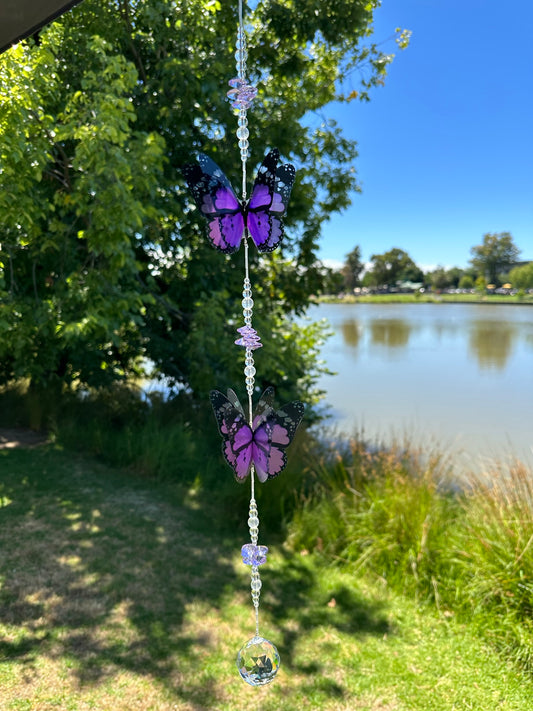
[245,376,255,387]
[238,115,248,127]
[237,126,249,139]
[239,138,249,150]
[248,515,259,528]
[251,578,262,592]
[237,636,280,686]
[242,297,254,309]
[244,365,256,377]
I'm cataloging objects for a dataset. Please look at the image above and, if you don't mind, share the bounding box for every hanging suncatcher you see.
[182,0,304,687]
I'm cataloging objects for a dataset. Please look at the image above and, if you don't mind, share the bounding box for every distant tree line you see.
[328,232,532,294]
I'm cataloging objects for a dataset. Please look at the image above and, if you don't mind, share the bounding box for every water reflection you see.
[338,312,525,369]
[370,319,411,348]
[340,320,361,348]
[468,320,516,370]
[313,302,533,470]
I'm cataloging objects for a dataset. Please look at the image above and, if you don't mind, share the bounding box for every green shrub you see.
[53,386,209,483]
[0,381,32,427]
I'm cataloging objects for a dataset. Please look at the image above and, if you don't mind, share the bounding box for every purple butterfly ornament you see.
[209,387,304,483]
[182,149,296,254]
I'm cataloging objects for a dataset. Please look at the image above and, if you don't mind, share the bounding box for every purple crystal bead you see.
[241,544,268,566]
[227,77,258,110]
[235,326,262,350]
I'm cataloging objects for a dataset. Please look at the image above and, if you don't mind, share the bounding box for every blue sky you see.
[317,0,533,271]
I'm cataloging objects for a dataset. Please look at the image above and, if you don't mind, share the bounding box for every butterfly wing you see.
[182,154,245,254]
[251,386,276,426]
[251,396,305,482]
[247,149,296,253]
[273,163,296,213]
[210,389,254,482]
[226,388,245,416]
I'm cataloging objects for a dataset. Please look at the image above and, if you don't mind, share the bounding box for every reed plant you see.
[289,435,458,602]
[289,434,533,671]
[456,461,533,667]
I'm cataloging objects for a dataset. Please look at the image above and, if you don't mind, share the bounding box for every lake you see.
[308,302,533,474]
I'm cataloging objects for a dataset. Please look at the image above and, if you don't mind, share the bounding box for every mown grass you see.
[2,445,533,710]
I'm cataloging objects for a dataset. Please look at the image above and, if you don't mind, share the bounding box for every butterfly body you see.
[210,387,304,482]
[183,149,295,254]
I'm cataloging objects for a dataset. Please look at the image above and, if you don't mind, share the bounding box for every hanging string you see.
[230,0,262,632]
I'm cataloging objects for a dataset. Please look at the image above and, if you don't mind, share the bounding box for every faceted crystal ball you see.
[236,636,281,686]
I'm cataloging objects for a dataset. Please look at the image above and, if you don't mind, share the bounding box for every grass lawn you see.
[1,445,532,710]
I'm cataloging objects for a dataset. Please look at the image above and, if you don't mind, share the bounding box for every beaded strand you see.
[230,0,281,686]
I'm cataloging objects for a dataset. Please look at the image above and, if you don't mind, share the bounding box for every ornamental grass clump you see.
[289,435,533,671]
[289,436,458,603]
[457,461,533,669]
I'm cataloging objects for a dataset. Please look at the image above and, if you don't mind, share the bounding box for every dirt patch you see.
[0,427,49,449]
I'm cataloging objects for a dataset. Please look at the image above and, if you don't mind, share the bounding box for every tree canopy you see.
[364,247,423,288]
[469,232,521,286]
[509,262,533,290]
[0,0,408,404]
[341,245,364,292]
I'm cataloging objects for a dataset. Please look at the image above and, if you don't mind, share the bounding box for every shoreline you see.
[315,293,533,306]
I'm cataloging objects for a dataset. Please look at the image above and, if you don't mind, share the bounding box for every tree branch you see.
[118,0,148,85]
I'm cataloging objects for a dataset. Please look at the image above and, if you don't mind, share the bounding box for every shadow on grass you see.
[264,549,390,676]
[0,446,391,707]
